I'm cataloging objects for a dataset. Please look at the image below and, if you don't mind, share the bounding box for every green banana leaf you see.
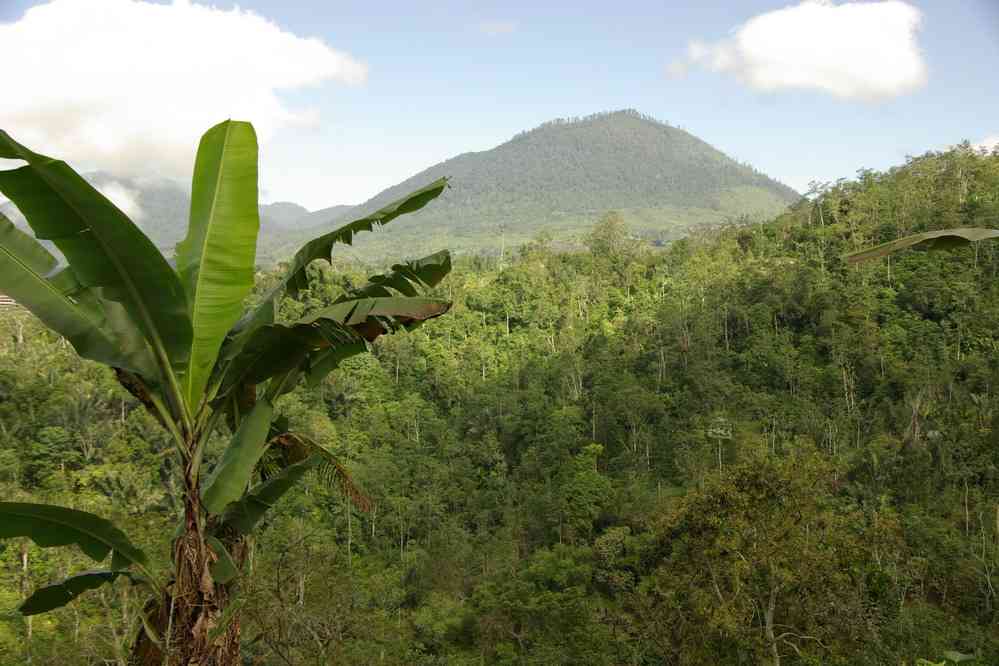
[218,318,359,397]
[304,249,452,387]
[844,227,999,263]
[97,296,161,381]
[0,131,191,377]
[18,569,141,615]
[218,297,450,399]
[201,399,275,514]
[205,535,240,584]
[284,178,449,298]
[217,249,451,397]
[223,178,448,360]
[0,212,154,376]
[303,296,451,327]
[305,340,368,387]
[335,249,452,302]
[176,121,260,409]
[221,455,321,534]
[0,503,149,569]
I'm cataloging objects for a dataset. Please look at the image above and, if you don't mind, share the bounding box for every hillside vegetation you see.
[288,110,798,260]
[3,145,999,664]
[1,110,796,264]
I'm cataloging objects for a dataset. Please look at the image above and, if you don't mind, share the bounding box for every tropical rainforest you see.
[2,142,999,666]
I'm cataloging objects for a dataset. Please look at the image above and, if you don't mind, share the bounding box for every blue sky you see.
[1,0,997,209]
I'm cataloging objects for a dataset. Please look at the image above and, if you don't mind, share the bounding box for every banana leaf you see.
[205,535,240,584]
[18,569,143,615]
[176,121,260,408]
[223,179,448,360]
[0,131,191,377]
[201,399,275,514]
[217,297,449,401]
[0,212,155,376]
[221,455,321,535]
[844,228,999,263]
[335,249,452,302]
[0,503,149,570]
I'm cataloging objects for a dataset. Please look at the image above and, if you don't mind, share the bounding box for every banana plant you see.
[0,120,452,665]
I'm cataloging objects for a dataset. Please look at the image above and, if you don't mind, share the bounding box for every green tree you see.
[634,454,898,665]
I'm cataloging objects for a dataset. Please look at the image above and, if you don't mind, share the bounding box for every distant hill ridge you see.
[2,110,799,263]
[283,109,799,259]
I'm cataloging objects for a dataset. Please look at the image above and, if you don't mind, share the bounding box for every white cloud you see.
[478,20,517,36]
[0,0,367,181]
[974,135,999,153]
[96,181,144,221]
[668,0,927,102]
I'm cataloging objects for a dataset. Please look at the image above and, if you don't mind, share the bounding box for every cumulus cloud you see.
[668,0,927,102]
[0,0,367,180]
[478,20,517,36]
[96,181,144,221]
[975,136,999,153]
[0,174,145,217]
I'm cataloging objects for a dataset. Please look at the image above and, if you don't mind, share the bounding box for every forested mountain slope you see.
[2,145,999,664]
[0,111,798,267]
[283,109,799,259]
[1,110,797,265]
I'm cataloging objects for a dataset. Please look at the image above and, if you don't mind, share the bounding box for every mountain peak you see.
[5,110,801,264]
[259,201,311,229]
[278,109,799,260]
[538,109,662,127]
[510,109,670,143]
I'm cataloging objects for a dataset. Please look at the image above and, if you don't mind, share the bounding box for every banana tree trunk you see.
[130,495,244,665]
